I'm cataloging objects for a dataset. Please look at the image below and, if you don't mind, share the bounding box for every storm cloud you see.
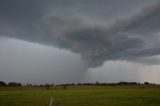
[42,2,160,67]
[0,0,160,68]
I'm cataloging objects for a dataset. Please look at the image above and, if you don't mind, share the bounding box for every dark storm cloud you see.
[42,3,160,67]
[0,0,46,41]
[0,0,160,67]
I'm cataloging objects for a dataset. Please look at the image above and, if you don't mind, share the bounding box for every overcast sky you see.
[0,0,160,84]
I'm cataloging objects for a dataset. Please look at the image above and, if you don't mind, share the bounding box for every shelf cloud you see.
[0,0,160,68]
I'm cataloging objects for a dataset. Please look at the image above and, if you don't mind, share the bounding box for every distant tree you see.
[7,82,22,87]
[39,85,44,87]
[77,83,82,86]
[129,82,137,85]
[70,83,75,86]
[45,84,50,90]
[17,83,22,87]
[63,84,67,89]
[0,81,6,86]
[26,83,33,87]
[137,83,141,85]
[117,81,127,85]
[144,82,150,85]
[96,81,99,86]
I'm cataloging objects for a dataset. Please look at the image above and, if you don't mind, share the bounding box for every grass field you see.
[0,85,160,106]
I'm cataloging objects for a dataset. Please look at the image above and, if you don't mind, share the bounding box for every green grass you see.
[0,86,160,106]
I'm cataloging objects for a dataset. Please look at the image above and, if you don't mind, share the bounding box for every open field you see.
[0,85,160,106]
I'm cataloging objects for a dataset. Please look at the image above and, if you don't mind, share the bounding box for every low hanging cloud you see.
[0,0,160,68]
[41,3,160,67]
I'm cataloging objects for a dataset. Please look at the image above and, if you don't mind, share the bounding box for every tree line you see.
[0,81,157,87]
[0,81,22,87]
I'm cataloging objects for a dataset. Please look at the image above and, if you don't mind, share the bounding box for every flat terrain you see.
[0,85,160,106]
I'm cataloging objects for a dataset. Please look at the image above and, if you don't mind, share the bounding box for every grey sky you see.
[0,0,160,84]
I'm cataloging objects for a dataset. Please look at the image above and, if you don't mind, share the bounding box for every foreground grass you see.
[0,86,160,106]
